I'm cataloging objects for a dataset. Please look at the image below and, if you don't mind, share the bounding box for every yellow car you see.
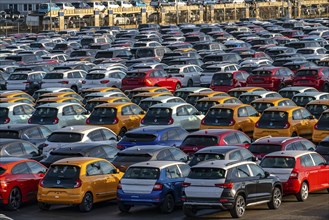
[0,91,35,102]
[85,97,131,112]
[312,109,329,143]
[251,97,296,113]
[86,102,145,137]
[228,87,266,98]
[38,157,123,212]
[0,97,34,105]
[131,92,173,105]
[305,99,329,119]
[39,92,83,101]
[81,87,122,97]
[253,106,318,139]
[200,103,260,138]
[127,87,170,99]
[186,91,229,105]
[35,97,83,107]
[195,96,242,114]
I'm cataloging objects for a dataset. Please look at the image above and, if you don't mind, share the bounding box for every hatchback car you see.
[200,104,260,138]
[38,157,123,212]
[182,160,282,218]
[315,136,329,162]
[210,71,250,92]
[117,126,188,150]
[0,103,34,125]
[186,91,229,106]
[0,139,43,161]
[292,67,329,92]
[117,161,190,213]
[0,91,35,103]
[85,97,131,113]
[292,92,329,107]
[82,70,126,89]
[260,151,329,201]
[251,97,296,113]
[305,99,329,119]
[312,109,329,143]
[127,87,171,99]
[165,65,202,87]
[6,71,45,95]
[254,106,317,139]
[227,87,266,98]
[278,86,319,99]
[0,158,47,210]
[239,91,282,104]
[139,96,185,111]
[173,87,213,100]
[112,145,188,172]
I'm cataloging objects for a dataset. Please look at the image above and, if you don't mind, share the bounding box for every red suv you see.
[179,129,251,155]
[246,66,294,91]
[260,151,329,201]
[121,69,181,92]
[292,67,329,92]
[248,136,316,160]
[210,71,249,92]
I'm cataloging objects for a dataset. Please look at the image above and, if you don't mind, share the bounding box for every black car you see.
[0,124,51,146]
[0,139,43,161]
[112,145,188,172]
[316,136,329,162]
[40,143,120,167]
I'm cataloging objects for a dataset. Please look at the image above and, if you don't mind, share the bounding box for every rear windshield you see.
[317,112,329,130]
[182,135,218,146]
[143,108,172,125]
[240,95,261,104]
[139,101,161,111]
[0,108,9,117]
[42,165,80,188]
[126,72,146,78]
[174,91,190,100]
[260,157,296,168]
[95,51,114,59]
[203,108,233,126]
[81,38,94,46]
[8,74,28,80]
[292,96,315,106]
[195,101,218,113]
[228,91,243,98]
[279,91,297,99]
[306,104,328,117]
[121,133,157,142]
[136,48,156,58]
[257,111,288,128]
[212,73,233,86]
[85,74,105,80]
[296,70,318,77]
[44,73,64,79]
[113,154,152,163]
[92,107,116,117]
[124,167,159,179]
[248,144,283,154]
[188,167,226,179]
[47,132,83,143]
[0,130,19,139]
[251,70,272,76]
[85,101,105,111]
[251,102,274,112]
[33,108,58,117]
[189,153,225,166]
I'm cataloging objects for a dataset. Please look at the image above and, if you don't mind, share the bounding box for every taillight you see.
[74,179,82,188]
[168,118,174,125]
[284,122,290,129]
[141,118,145,124]
[112,117,119,124]
[86,118,90,124]
[28,118,32,124]
[314,123,318,130]
[215,182,233,189]
[100,80,110,84]
[201,118,206,125]
[60,81,69,84]
[23,81,31,84]
[3,117,10,124]
[182,182,191,187]
[0,180,8,189]
[39,179,44,187]
[153,183,163,191]
[82,80,86,84]
[117,182,122,189]
[228,119,235,126]
[289,171,298,179]
[53,117,59,124]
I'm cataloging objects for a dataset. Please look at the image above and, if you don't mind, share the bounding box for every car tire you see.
[118,202,131,213]
[175,83,181,91]
[187,79,193,87]
[118,127,127,139]
[230,194,245,218]
[71,85,78,93]
[160,194,175,213]
[267,187,282,209]
[183,205,197,217]
[7,187,22,210]
[79,192,93,212]
[38,202,51,211]
[296,182,308,202]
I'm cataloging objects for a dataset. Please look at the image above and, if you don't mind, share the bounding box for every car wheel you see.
[118,202,131,213]
[7,187,22,210]
[183,205,197,217]
[38,202,51,211]
[187,79,193,87]
[291,132,298,137]
[118,127,127,139]
[322,84,329,92]
[296,182,308,202]
[71,85,78,93]
[230,195,245,218]
[160,194,175,213]
[268,187,282,209]
[79,192,93,212]
[175,83,181,91]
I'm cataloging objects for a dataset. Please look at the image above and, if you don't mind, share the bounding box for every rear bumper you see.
[253,128,291,139]
[37,189,83,205]
[183,200,233,210]
[117,190,164,206]
[282,180,301,195]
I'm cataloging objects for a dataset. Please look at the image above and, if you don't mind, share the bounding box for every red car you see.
[179,129,251,155]
[260,151,329,201]
[210,71,249,92]
[121,69,181,92]
[0,158,47,210]
[292,67,329,92]
[246,66,294,91]
[248,136,316,160]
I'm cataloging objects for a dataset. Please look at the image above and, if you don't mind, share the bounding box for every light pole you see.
[176,0,179,24]
[49,0,52,30]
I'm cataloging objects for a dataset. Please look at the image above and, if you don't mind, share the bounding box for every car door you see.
[299,154,318,192]
[310,153,329,190]
[120,105,135,130]
[26,161,47,198]
[237,106,251,133]
[99,160,121,199]
[248,163,273,201]
[300,108,317,136]
[165,164,186,203]
[11,162,36,201]
[85,161,108,201]
[13,105,29,123]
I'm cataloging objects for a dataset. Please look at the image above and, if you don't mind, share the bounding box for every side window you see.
[62,106,76,116]
[165,165,181,179]
[24,128,42,139]
[178,164,190,177]
[88,147,107,158]
[4,143,25,156]
[176,106,188,116]
[22,105,34,114]
[301,141,315,151]
[22,142,39,155]
[68,72,74,78]
[238,107,248,117]
[301,108,311,119]
[27,162,46,174]
[236,132,250,144]
[99,161,115,174]
[292,109,302,120]
[310,153,326,166]
[169,148,188,162]
[249,164,265,178]
[167,129,179,140]
[185,105,197,115]
[13,106,25,115]
[224,133,239,145]
[240,149,254,160]
[121,106,133,116]
[72,105,85,115]
[160,131,168,141]
[102,129,116,140]
[293,142,307,150]
[236,164,251,178]
[130,104,142,115]
[286,144,294,151]
[229,150,243,160]
[246,106,259,116]
[11,162,30,174]
[39,127,51,138]
[73,71,82,78]
[300,154,315,167]
[156,149,174,160]
[86,162,103,176]
[88,130,104,141]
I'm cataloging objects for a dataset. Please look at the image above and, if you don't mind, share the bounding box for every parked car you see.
[293,67,329,92]
[32,88,75,100]
[6,71,44,95]
[186,91,229,106]
[195,96,242,115]
[279,86,319,99]
[182,160,282,218]
[305,99,329,118]
[251,97,296,113]
[82,70,126,89]
[260,151,329,201]
[239,91,283,104]
[210,71,250,92]
[165,65,202,87]
[315,136,329,162]
[292,92,329,107]
[117,161,190,213]
[139,96,185,111]
[312,109,329,143]
[0,103,34,125]
[0,139,43,161]
[228,87,266,98]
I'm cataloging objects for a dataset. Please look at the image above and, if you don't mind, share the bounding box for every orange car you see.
[0,97,34,105]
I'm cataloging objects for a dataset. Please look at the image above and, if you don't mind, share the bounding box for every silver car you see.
[200,63,239,87]
[0,103,34,125]
[165,65,202,87]
[6,71,45,94]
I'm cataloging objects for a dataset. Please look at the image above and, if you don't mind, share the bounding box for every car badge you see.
[57,180,61,185]
[99,118,102,122]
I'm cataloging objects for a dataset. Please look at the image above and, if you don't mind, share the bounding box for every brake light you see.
[201,118,206,125]
[168,118,174,125]
[117,182,122,189]
[219,198,229,203]
[3,117,10,124]
[215,182,233,189]
[141,117,145,124]
[228,119,235,126]
[153,183,163,191]
[28,118,32,124]
[0,180,8,189]
[283,122,290,129]
[255,122,260,128]
[86,118,90,124]
[314,123,318,130]
[60,81,69,84]
[39,179,44,187]
[182,182,191,187]
[23,81,31,84]
[289,171,298,179]
[53,117,59,124]
[82,80,86,84]
[100,80,110,84]
[112,117,119,124]
[74,179,82,188]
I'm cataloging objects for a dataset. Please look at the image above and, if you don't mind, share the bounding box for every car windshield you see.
[86,73,105,80]
[182,135,218,146]
[44,73,64,79]
[248,144,283,154]
[33,108,58,117]
[257,111,288,128]
[123,167,159,179]
[189,153,225,166]
[317,112,329,130]
[143,108,172,125]
[121,133,157,142]
[47,132,83,143]
[8,74,28,80]
[260,157,296,168]
[251,70,272,76]
[42,165,80,188]
[188,167,226,179]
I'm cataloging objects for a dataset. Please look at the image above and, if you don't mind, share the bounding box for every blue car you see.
[117,161,190,213]
[117,126,188,150]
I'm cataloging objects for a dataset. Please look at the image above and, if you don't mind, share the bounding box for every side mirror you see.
[264,171,270,178]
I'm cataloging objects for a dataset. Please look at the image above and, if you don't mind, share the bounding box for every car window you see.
[310,153,326,166]
[121,106,133,115]
[72,105,85,115]
[292,109,302,120]
[301,141,315,151]
[39,127,51,138]
[88,147,107,158]
[286,143,294,150]
[156,149,174,160]
[166,165,182,179]
[99,161,115,174]
[13,106,25,115]
[88,130,104,141]
[249,164,265,178]
[236,164,251,178]
[246,106,259,116]
[27,161,46,174]
[22,105,34,114]
[293,142,307,150]
[4,143,25,156]
[236,132,250,144]
[178,164,190,177]
[22,142,39,156]
[169,148,187,161]
[224,133,239,145]
[167,129,180,140]
[86,162,103,176]
[11,162,30,174]
[176,106,188,116]
[300,154,315,167]
[130,104,142,115]
[240,149,254,160]
[24,128,42,139]
[62,106,76,116]
[301,108,311,119]
[101,129,116,140]
[229,150,243,160]
[238,107,248,117]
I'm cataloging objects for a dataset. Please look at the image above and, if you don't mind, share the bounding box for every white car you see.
[102,1,120,8]
[42,125,117,155]
[165,65,202,87]
[55,2,75,10]
[28,103,89,131]
[114,14,131,25]
[139,96,186,111]
[239,91,282,104]
[141,103,204,131]
[32,88,75,100]
[0,103,34,125]
[82,70,126,89]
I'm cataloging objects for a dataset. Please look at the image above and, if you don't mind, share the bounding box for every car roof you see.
[51,143,116,154]
[129,161,186,169]
[240,91,278,96]
[264,150,314,158]
[149,102,188,108]
[191,159,255,170]
[53,157,105,166]
[293,92,329,97]
[279,86,318,92]
[0,102,31,108]
[141,96,177,102]
[0,157,30,164]
[175,87,212,92]
[195,146,242,154]
[37,102,78,108]
[52,125,110,133]
[127,125,183,134]
[264,106,301,112]
[0,124,42,131]
[306,99,329,105]
[253,136,304,144]
[189,129,238,136]
[118,145,172,155]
